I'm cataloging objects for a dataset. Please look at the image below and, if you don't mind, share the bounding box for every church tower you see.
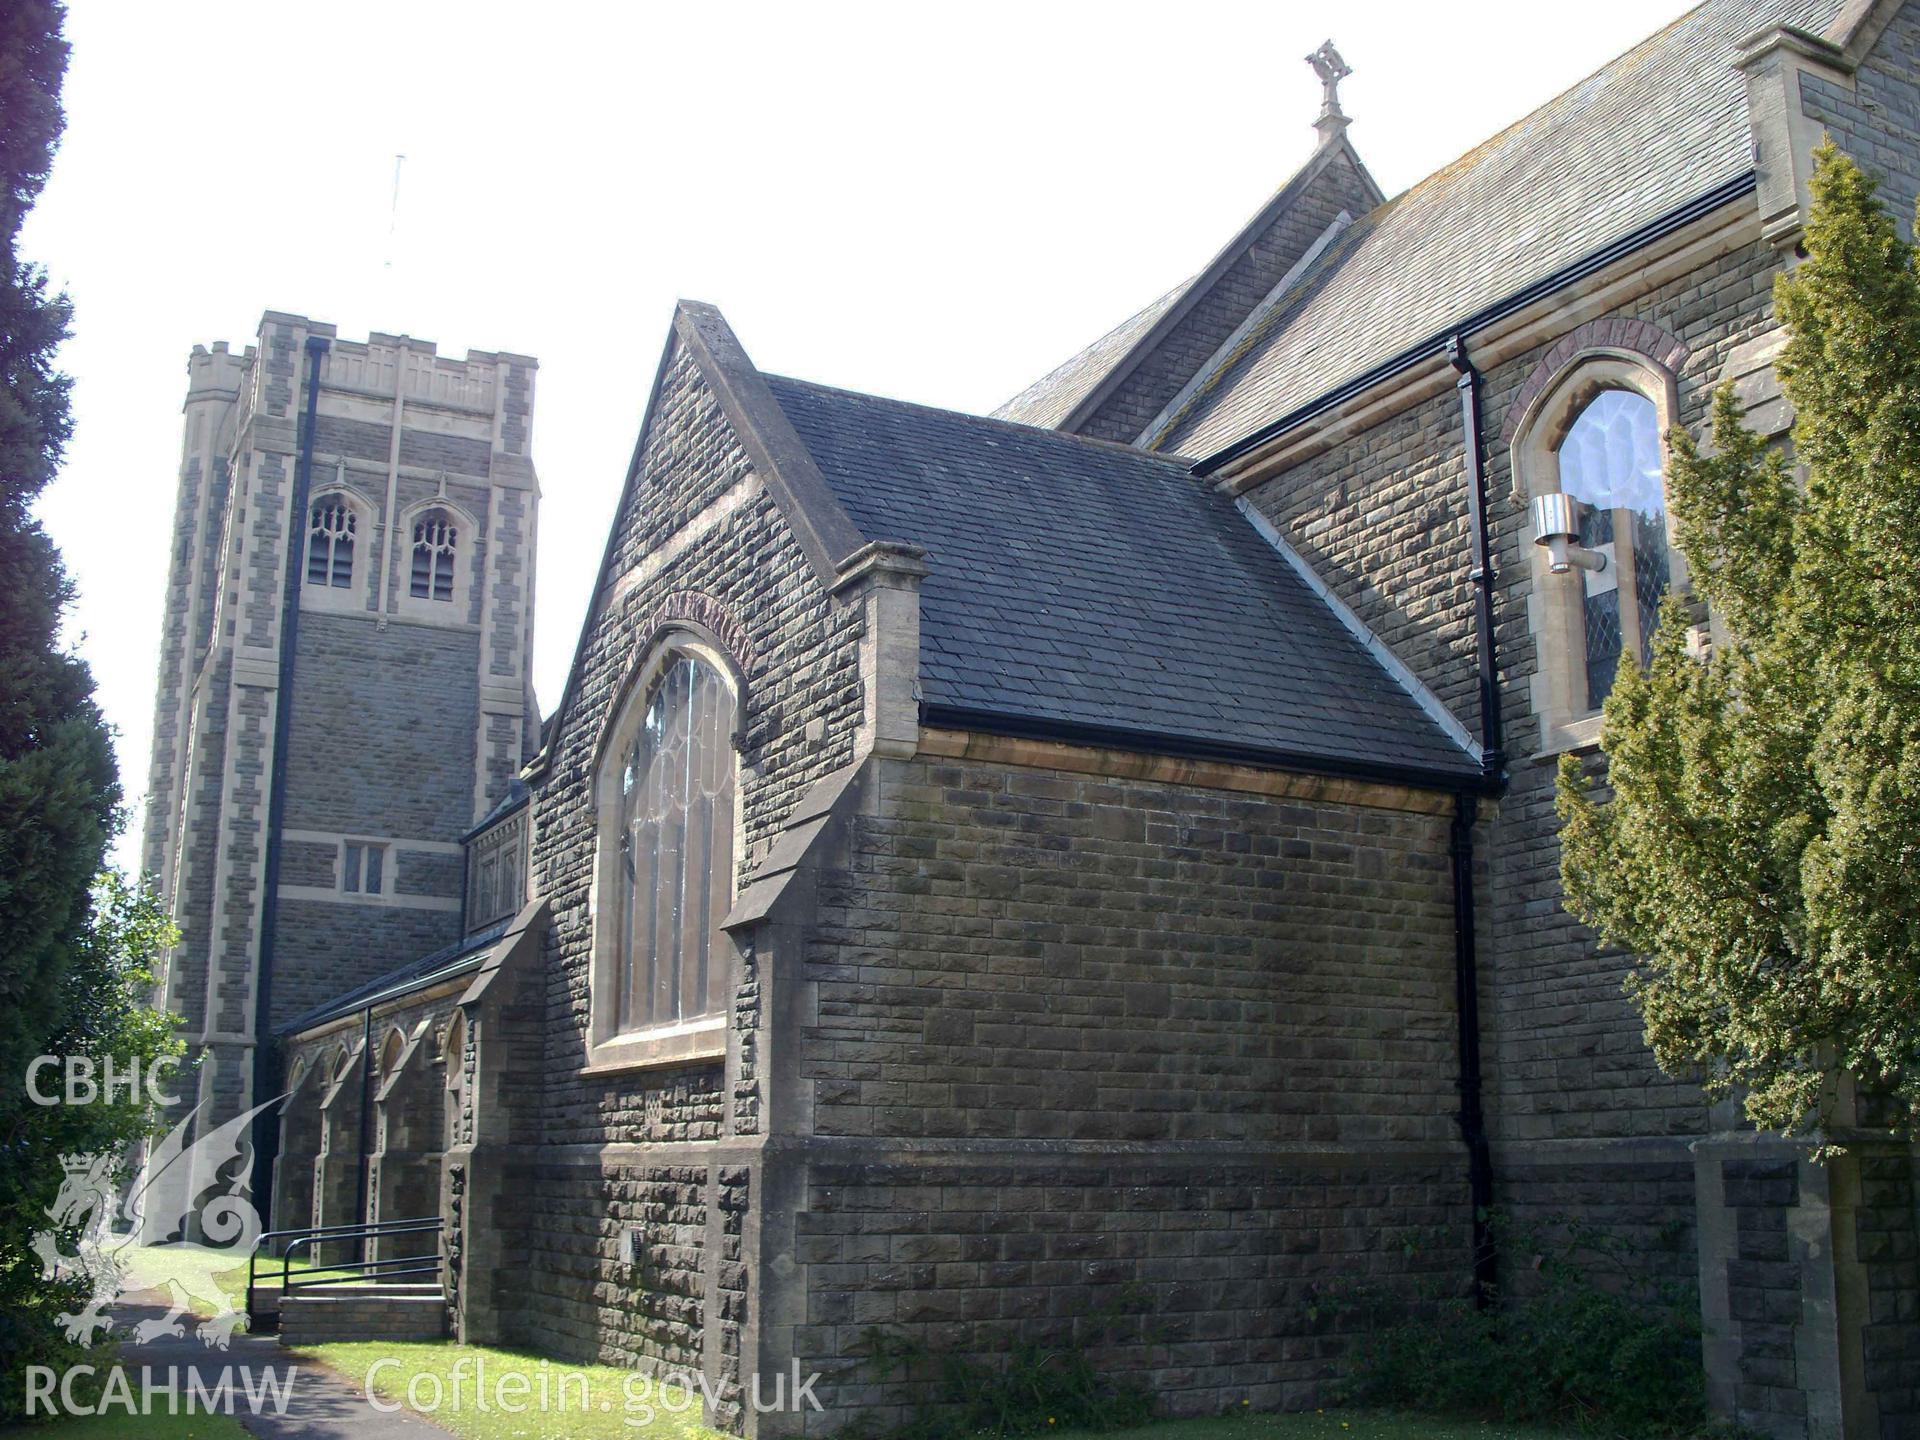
[140,312,540,1220]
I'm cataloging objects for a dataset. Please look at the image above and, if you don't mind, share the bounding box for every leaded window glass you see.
[614,655,736,1032]
[307,498,355,588]
[1556,389,1669,709]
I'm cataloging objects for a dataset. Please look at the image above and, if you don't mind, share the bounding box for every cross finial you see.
[1307,40,1352,146]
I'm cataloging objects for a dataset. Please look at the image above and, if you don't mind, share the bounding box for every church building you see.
[146,1,1920,1436]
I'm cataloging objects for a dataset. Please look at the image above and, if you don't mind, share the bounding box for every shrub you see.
[855,1286,1157,1440]
[1335,1214,1711,1438]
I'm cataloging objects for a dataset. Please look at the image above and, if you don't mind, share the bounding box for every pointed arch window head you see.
[306,497,356,589]
[1554,389,1670,709]
[1515,354,1685,753]
[410,509,458,602]
[613,653,738,1034]
[443,1012,467,1150]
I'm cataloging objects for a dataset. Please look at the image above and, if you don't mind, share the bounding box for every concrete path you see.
[98,1297,450,1438]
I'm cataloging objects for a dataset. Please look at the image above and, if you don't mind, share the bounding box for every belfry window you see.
[611,652,737,1034]
[410,509,457,602]
[306,498,355,588]
[1554,389,1670,709]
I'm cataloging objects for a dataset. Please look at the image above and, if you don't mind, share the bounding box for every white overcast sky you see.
[29,0,1693,871]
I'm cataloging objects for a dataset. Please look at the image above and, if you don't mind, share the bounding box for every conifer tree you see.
[1558,143,1920,1136]
[0,0,117,1119]
[0,3,181,1415]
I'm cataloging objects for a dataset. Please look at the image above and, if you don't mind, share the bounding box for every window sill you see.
[390,601,479,631]
[579,1014,726,1076]
[1532,713,1606,762]
[300,586,370,618]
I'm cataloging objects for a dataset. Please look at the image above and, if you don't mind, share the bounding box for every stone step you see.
[249,1279,440,1316]
[277,1290,448,1346]
[298,1282,443,1297]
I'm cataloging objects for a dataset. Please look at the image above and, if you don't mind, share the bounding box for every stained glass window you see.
[1557,389,1668,709]
[614,654,737,1032]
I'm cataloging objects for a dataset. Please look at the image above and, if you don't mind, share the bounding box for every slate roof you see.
[993,281,1189,429]
[277,918,511,1036]
[765,375,1479,783]
[464,775,528,841]
[1163,0,1847,458]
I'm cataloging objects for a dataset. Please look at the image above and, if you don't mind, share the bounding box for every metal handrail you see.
[246,1215,443,1327]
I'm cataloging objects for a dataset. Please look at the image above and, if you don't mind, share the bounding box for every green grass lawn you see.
[304,1338,723,1440]
[115,1243,256,1318]
[1059,1416,1584,1440]
[0,1412,249,1439]
[301,1338,1589,1440]
[114,1242,379,1322]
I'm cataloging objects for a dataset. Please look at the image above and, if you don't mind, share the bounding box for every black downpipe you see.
[1450,794,1496,1303]
[1446,335,1504,781]
[355,1004,373,1263]
[1444,335,1500,1303]
[248,333,331,1219]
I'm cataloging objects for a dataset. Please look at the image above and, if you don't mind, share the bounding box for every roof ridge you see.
[764,372,1201,470]
[1165,0,1836,459]
[1154,214,1375,451]
[993,279,1191,425]
[1051,138,1379,434]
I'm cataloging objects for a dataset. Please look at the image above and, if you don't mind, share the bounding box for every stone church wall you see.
[283,614,481,840]
[1239,226,1794,1288]
[269,901,464,1028]
[794,1153,1463,1430]
[784,752,1474,1426]
[1800,0,1920,240]
[165,649,231,1039]
[1471,237,1790,1296]
[806,756,1462,1146]
[516,339,866,1404]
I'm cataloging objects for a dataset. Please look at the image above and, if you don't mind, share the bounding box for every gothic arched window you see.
[1555,389,1670,709]
[1515,355,1683,752]
[306,496,356,589]
[442,1013,466,1150]
[611,652,738,1034]
[410,509,458,602]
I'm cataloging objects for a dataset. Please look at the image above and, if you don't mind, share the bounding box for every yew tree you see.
[1558,143,1920,1137]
